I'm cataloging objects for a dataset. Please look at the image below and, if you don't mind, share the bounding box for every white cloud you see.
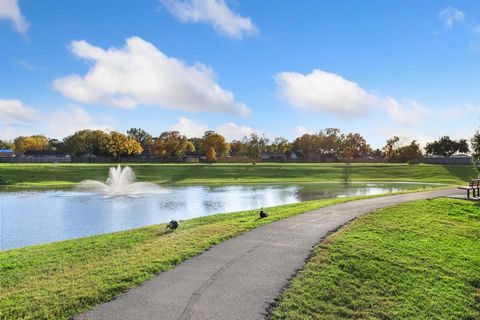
[53,37,250,117]
[294,126,312,136]
[0,0,28,33]
[47,105,112,139]
[0,99,37,125]
[216,122,264,140]
[161,0,257,38]
[275,69,379,119]
[275,68,434,125]
[170,116,208,137]
[473,25,480,35]
[440,103,480,119]
[439,7,464,28]
[384,98,431,126]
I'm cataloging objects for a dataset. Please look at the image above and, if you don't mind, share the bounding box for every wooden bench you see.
[458,179,480,198]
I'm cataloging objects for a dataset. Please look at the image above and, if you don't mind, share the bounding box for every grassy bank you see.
[1,194,398,320]
[271,198,480,319]
[0,163,474,189]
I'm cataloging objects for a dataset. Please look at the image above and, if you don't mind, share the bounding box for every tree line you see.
[0,128,478,165]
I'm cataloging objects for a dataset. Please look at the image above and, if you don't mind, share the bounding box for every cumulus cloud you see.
[161,0,257,38]
[439,7,464,28]
[170,116,208,137]
[0,99,37,125]
[294,126,312,136]
[384,98,431,126]
[0,0,29,33]
[276,69,379,119]
[53,37,250,116]
[47,105,113,139]
[275,69,433,125]
[216,122,264,140]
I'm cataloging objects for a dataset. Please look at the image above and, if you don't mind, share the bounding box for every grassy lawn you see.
[0,163,475,189]
[271,198,480,320]
[0,194,398,320]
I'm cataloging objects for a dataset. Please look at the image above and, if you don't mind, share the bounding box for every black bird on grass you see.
[166,220,179,230]
[259,210,268,219]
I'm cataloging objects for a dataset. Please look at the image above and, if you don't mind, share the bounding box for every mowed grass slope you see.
[271,198,480,320]
[0,163,474,189]
[1,196,380,320]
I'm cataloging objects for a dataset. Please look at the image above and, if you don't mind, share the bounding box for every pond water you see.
[0,182,439,250]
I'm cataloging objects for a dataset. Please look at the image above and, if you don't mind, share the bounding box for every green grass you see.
[0,194,396,320]
[0,163,475,190]
[271,198,480,320]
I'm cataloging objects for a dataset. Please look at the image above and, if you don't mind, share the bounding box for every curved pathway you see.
[75,188,459,320]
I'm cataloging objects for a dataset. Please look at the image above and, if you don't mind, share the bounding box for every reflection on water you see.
[0,183,437,250]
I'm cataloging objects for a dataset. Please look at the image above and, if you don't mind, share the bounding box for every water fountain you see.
[75,165,162,197]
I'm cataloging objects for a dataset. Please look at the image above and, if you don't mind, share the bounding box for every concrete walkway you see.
[75,188,459,320]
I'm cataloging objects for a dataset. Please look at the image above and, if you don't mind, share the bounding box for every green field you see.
[271,198,480,319]
[1,195,388,320]
[0,163,475,189]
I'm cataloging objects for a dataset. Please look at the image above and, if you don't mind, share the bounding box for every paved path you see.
[75,188,460,320]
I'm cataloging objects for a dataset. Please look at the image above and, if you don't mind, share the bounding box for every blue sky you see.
[0,0,479,148]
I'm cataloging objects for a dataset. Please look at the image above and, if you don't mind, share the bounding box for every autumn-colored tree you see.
[152,131,194,159]
[292,134,321,161]
[230,139,247,156]
[101,131,143,160]
[13,135,49,153]
[206,147,217,163]
[200,131,230,157]
[341,133,371,160]
[63,130,108,156]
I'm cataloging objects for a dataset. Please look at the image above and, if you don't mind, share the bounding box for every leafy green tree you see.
[200,131,230,157]
[471,131,480,172]
[382,136,401,160]
[152,131,194,159]
[127,128,153,146]
[63,130,108,156]
[13,135,49,153]
[230,139,247,156]
[243,133,269,158]
[425,136,469,158]
[0,140,14,150]
[268,137,291,154]
[396,140,423,163]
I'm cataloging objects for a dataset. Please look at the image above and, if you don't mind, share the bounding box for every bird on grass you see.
[166,220,179,230]
[259,210,268,218]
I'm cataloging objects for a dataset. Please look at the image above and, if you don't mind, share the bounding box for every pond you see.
[0,182,440,250]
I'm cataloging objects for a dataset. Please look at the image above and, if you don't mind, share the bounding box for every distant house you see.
[23,150,71,163]
[423,154,472,165]
[0,150,15,158]
[260,152,287,161]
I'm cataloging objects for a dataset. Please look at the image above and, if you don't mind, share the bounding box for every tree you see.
[396,140,423,163]
[230,139,247,156]
[152,131,194,159]
[243,133,269,158]
[206,147,217,163]
[340,133,371,160]
[382,136,401,160]
[101,131,143,160]
[425,136,470,158]
[13,135,49,153]
[268,137,291,154]
[63,130,108,156]
[200,131,230,157]
[0,140,14,150]
[127,128,153,146]
[471,131,480,172]
[292,133,321,161]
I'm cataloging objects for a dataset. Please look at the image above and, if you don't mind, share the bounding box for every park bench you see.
[458,179,480,198]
